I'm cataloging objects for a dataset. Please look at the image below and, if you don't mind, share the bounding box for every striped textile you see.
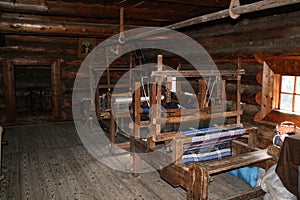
[182,146,232,164]
[181,127,245,164]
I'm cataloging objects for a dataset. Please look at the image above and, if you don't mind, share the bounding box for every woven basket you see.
[277,121,298,135]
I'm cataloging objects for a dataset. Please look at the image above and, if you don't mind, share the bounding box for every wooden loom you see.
[129,55,277,199]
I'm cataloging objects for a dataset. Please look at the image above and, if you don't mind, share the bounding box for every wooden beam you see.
[255,54,300,75]
[152,69,245,78]
[2,60,16,123]
[0,18,121,38]
[153,0,230,7]
[0,1,196,23]
[1,12,163,27]
[10,57,61,66]
[188,11,300,39]
[155,110,243,124]
[51,60,62,120]
[0,46,77,55]
[166,0,299,30]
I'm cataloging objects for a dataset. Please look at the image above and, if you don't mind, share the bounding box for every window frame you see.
[278,75,300,113]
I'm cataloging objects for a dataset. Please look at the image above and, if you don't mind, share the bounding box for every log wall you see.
[0,2,299,123]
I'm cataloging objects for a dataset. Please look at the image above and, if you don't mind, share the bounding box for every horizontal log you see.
[62,69,126,80]
[0,18,121,38]
[5,35,79,46]
[255,54,300,75]
[227,92,257,105]
[205,36,300,55]
[152,69,245,78]
[255,91,262,106]
[226,83,262,107]
[15,82,51,89]
[4,57,64,66]
[1,12,164,27]
[256,71,263,85]
[187,10,300,38]
[262,110,300,127]
[0,1,196,23]
[155,110,243,124]
[0,46,77,55]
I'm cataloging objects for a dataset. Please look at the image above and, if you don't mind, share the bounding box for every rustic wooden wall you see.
[0,1,299,123]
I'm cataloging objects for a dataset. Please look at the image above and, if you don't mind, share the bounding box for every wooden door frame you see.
[2,58,62,123]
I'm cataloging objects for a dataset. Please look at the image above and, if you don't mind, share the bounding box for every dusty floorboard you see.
[0,123,263,200]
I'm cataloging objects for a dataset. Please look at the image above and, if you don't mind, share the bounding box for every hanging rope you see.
[229,0,240,19]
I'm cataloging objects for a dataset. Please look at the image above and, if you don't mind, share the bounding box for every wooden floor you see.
[0,123,263,200]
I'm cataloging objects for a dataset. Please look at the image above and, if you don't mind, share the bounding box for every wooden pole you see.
[236,58,242,125]
[168,0,300,29]
[127,0,300,41]
[3,60,16,123]
[51,59,62,120]
[131,81,141,177]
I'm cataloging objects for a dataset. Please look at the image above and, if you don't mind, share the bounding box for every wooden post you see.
[3,60,16,123]
[199,79,207,109]
[148,83,156,148]
[221,80,226,111]
[110,98,115,144]
[131,81,141,177]
[155,55,163,135]
[51,59,62,120]
[236,58,242,125]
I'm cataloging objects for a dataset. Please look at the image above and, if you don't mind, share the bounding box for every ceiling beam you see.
[150,0,230,7]
[0,1,197,23]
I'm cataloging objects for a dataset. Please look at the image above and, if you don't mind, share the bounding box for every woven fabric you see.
[181,127,245,164]
[182,146,232,164]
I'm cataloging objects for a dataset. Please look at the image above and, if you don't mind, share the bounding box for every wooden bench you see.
[157,148,276,200]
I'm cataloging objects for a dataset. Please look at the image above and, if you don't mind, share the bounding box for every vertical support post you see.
[221,80,226,111]
[248,127,258,148]
[88,60,95,131]
[236,58,242,125]
[199,79,207,109]
[95,82,100,118]
[172,138,184,164]
[155,55,163,135]
[110,97,115,144]
[188,163,209,200]
[3,60,16,123]
[166,77,172,103]
[149,83,156,148]
[51,59,62,120]
[131,81,141,177]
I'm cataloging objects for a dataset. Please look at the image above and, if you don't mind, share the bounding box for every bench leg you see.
[188,163,209,200]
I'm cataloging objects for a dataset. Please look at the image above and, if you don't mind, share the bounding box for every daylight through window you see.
[280,75,300,113]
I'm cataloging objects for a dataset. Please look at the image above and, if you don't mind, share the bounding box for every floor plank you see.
[0,122,264,200]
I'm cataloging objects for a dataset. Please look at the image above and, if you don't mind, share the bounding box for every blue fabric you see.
[142,104,179,114]
[228,166,259,188]
[182,127,245,145]
[182,147,232,164]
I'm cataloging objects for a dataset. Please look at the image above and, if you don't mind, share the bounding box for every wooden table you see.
[276,134,300,198]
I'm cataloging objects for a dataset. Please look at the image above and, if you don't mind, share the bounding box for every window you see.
[279,75,300,113]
